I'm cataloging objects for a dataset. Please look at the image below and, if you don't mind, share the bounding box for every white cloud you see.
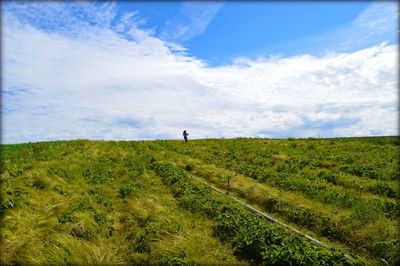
[334,1,398,51]
[2,2,398,143]
[267,1,398,56]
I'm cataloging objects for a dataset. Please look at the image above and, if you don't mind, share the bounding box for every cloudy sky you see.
[2,1,399,144]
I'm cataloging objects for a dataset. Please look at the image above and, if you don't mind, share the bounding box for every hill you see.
[1,137,398,265]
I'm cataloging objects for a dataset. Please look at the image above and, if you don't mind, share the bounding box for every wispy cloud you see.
[3,1,116,37]
[268,1,398,56]
[2,2,398,144]
[159,1,224,42]
[330,1,398,51]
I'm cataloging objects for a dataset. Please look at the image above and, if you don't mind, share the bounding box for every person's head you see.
[183,130,186,133]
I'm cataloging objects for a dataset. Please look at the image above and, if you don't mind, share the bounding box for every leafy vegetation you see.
[154,137,399,264]
[1,137,398,265]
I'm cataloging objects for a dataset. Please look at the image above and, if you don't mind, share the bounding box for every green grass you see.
[1,141,242,265]
[1,137,398,265]
[153,137,399,264]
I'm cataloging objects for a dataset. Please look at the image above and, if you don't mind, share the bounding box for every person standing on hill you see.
[183,130,189,143]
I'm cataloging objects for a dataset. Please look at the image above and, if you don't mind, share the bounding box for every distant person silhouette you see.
[183,130,189,143]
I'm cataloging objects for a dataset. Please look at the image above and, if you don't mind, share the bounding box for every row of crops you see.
[1,138,398,264]
[137,142,361,265]
[152,137,399,264]
[150,160,358,265]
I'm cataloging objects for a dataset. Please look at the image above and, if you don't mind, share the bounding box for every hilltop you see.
[1,137,398,265]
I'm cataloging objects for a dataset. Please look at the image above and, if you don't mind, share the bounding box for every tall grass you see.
[0,141,243,265]
[1,137,397,265]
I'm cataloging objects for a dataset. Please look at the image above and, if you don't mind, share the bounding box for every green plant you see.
[118,184,142,199]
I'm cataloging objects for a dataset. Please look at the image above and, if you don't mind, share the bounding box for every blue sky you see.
[2,1,399,143]
[115,1,393,64]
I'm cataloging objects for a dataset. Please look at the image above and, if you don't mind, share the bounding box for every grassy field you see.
[1,137,398,265]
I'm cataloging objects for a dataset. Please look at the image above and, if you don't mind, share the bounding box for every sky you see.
[2,1,399,144]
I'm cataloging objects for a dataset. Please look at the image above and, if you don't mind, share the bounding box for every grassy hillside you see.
[1,137,398,265]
